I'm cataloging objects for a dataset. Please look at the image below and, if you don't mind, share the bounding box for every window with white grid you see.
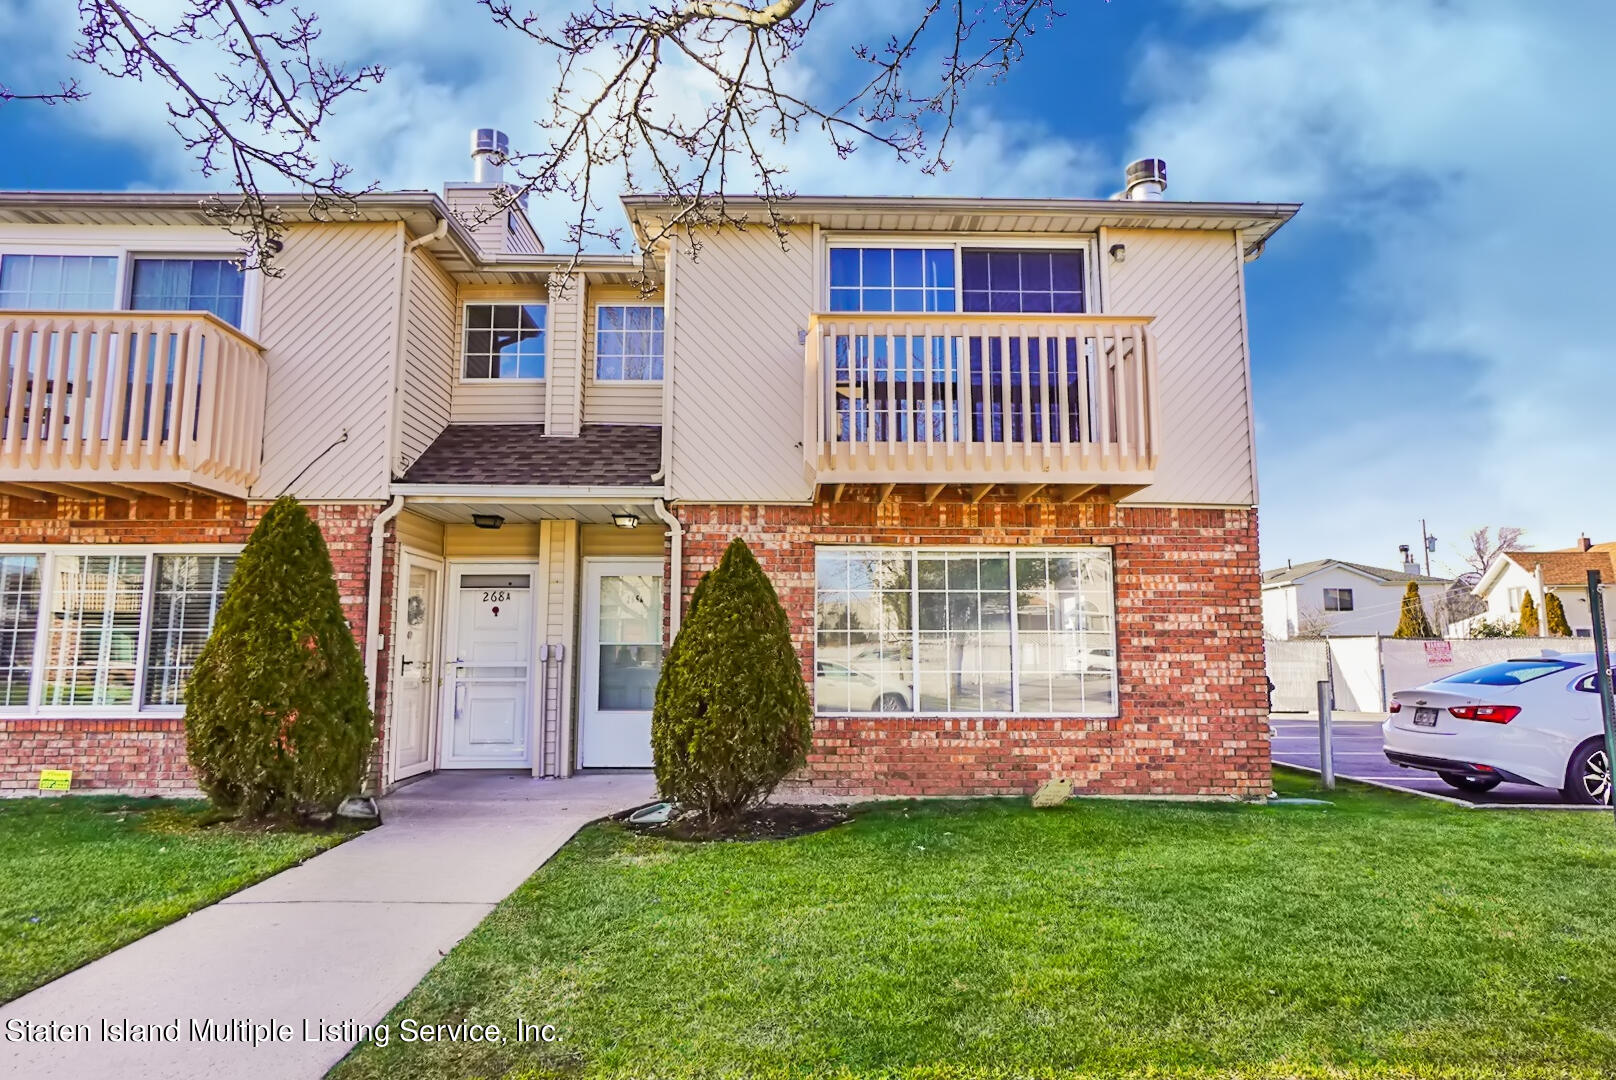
[43,554,147,707]
[814,547,1116,717]
[0,555,41,707]
[143,554,237,706]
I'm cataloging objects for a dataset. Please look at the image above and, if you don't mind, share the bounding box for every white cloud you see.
[1128,0,1616,573]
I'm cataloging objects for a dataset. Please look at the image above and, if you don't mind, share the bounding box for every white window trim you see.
[819,233,1101,316]
[593,301,666,385]
[813,544,1119,719]
[0,544,243,719]
[458,299,548,384]
[0,244,263,337]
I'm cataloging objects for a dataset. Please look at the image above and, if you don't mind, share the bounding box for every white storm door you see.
[392,555,441,781]
[580,559,664,768]
[441,569,534,768]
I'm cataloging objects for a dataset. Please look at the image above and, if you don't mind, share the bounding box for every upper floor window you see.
[829,247,954,313]
[0,254,119,310]
[130,257,246,328]
[961,249,1085,313]
[464,303,546,380]
[0,253,248,328]
[1323,588,1354,612]
[595,304,664,381]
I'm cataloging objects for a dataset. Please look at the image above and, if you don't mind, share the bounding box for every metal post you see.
[1585,570,1616,818]
[1317,679,1335,790]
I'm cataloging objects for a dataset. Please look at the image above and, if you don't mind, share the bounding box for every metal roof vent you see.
[1122,157,1168,201]
[471,127,509,184]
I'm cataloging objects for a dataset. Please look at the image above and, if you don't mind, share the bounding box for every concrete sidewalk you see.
[0,770,655,1080]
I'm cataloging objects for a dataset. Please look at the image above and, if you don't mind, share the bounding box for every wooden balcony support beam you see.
[922,483,947,505]
[968,483,995,504]
[1062,484,1099,503]
[876,483,895,505]
[1015,483,1047,504]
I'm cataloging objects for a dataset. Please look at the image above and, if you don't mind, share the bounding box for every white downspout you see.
[653,497,684,637]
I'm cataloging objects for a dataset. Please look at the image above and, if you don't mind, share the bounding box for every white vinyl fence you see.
[1265,636,1573,713]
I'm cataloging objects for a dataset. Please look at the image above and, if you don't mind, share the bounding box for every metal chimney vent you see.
[471,127,510,184]
[1123,157,1168,200]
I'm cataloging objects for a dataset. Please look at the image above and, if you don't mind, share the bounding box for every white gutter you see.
[391,484,662,501]
[652,497,685,637]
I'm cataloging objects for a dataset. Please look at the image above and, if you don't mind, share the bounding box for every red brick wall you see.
[672,492,1269,799]
[0,494,386,796]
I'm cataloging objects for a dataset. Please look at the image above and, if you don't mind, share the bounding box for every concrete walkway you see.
[0,771,655,1080]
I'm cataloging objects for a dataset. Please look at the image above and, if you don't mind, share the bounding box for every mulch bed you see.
[623,803,851,842]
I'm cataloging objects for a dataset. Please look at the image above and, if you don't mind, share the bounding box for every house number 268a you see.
[481,590,511,603]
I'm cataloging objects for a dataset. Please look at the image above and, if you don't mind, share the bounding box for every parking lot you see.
[1269,713,1572,806]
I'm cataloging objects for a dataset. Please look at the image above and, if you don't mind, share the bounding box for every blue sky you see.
[2,0,1611,578]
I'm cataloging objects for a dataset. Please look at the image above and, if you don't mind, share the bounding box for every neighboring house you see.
[0,141,1296,799]
[1261,558,1452,639]
[1451,538,1615,639]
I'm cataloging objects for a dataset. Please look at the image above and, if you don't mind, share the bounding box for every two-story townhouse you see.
[0,144,1297,799]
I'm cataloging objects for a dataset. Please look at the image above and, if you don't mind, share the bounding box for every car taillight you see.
[1388,701,1402,713]
[1448,705,1521,724]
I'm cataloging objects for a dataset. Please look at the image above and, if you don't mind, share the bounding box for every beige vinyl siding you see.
[545,275,585,436]
[580,523,667,557]
[538,518,579,776]
[254,222,402,500]
[666,225,816,502]
[582,285,665,425]
[443,187,505,257]
[449,283,548,424]
[443,523,542,557]
[395,510,445,555]
[1102,228,1256,506]
[397,247,457,472]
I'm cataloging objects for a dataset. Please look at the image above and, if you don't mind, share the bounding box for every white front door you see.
[580,559,664,768]
[392,554,441,781]
[441,568,534,769]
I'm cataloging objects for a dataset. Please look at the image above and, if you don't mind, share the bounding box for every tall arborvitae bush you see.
[1517,592,1541,637]
[1544,592,1572,636]
[185,497,373,817]
[1393,581,1436,639]
[652,538,812,823]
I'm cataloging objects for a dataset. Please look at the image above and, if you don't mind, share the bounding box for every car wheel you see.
[1561,740,1613,805]
[1437,771,1502,793]
[875,692,908,712]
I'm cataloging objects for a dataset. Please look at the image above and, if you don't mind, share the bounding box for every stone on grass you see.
[1031,778,1073,807]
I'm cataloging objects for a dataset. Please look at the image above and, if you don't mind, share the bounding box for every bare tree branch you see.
[17,2,1089,274]
[68,0,384,272]
[0,79,87,106]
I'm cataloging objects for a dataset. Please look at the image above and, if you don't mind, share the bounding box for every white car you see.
[1383,653,1613,804]
[814,660,914,712]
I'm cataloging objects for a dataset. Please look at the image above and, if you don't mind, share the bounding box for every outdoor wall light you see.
[612,512,641,530]
[1109,243,1127,263]
[472,513,505,530]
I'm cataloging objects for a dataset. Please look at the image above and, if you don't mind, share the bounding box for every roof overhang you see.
[392,484,664,502]
[0,190,651,283]
[620,194,1301,258]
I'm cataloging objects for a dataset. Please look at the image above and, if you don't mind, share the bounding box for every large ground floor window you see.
[814,547,1116,717]
[0,548,238,714]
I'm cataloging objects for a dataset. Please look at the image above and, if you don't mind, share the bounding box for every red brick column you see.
[671,492,1269,799]
[0,494,386,796]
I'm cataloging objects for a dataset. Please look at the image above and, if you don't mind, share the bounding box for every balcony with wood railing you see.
[0,311,267,499]
[803,313,1159,496]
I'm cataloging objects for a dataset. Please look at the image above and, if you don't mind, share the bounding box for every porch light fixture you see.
[1109,243,1127,263]
[472,513,505,530]
[612,512,641,530]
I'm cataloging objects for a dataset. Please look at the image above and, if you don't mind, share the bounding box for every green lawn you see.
[332,771,1616,1080]
[1,795,350,1002]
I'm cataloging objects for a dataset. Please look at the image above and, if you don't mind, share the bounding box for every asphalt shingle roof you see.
[1261,558,1452,587]
[398,424,662,487]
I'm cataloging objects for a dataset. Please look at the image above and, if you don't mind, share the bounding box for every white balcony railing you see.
[803,313,1159,487]
[0,311,267,497]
